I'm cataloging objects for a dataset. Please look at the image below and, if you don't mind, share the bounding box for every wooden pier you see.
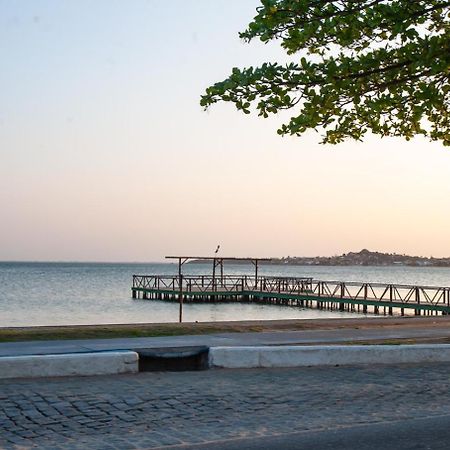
[132,274,450,317]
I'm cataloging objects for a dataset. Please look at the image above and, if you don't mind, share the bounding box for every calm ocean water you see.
[1,262,450,327]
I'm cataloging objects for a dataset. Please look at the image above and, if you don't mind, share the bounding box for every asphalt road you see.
[185,415,450,449]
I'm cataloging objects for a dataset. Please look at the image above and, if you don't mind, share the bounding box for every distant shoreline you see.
[189,249,450,268]
[188,262,450,268]
[1,260,450,268]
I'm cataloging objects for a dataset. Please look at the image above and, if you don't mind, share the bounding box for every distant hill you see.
[189,249,450,267]
[267,249,450,267]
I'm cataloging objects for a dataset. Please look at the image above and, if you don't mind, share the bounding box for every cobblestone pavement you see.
[2,363,450,449]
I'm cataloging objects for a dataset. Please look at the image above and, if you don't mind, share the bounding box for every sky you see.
[0,0,449,262]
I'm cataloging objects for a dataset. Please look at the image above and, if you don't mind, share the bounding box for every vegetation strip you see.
[1,317,450,343]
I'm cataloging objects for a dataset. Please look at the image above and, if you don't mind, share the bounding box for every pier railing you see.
[310,280,450,308]
[132,275,450,314]
[133,275,314,293]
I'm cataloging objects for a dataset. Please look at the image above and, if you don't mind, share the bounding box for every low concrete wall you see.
[0,351,139,379]
[209,345,450,369]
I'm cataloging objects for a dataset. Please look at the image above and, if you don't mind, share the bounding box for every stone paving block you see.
[3,363,450,448]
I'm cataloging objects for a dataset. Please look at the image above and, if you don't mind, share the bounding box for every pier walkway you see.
[132,274,450,316]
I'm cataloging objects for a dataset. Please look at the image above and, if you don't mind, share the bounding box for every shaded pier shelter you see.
[165,256,272,322]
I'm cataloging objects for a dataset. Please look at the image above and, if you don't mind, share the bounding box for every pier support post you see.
[339,282,345,311]
[389,285,393,315]
[178,269,183,323]
[415,287,420,315]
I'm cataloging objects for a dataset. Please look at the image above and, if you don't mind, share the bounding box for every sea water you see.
[1,262,450,327]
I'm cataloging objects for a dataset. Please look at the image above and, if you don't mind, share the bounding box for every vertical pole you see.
[363,284,368,313]
[212,258,216,291]
[220,259,224,288]
[178,258,183,323]
[339,282,345,311]
[254,260,258,290]
[389,284,393,315]
[415,286,420,316]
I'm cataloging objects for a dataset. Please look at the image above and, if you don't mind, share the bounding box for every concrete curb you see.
[0,351,139,379]
[209,344,450,369]
[3,344,450,379]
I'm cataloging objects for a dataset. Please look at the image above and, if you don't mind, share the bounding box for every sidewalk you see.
[1,319,450,357]
[3,318,450,379]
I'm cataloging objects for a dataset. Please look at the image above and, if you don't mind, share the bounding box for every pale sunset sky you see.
[1,0,449,262]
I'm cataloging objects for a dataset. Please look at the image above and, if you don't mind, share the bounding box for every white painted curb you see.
[0,351,139,379]
[209,345,450,369]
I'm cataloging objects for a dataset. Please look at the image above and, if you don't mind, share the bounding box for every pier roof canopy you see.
[165,256,272,277]
[165,256,272,262]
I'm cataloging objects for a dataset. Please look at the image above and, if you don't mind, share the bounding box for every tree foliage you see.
[201,1,450,145]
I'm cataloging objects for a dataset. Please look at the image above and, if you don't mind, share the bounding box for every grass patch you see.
[1,316,449,343]
[0,323,267,343]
